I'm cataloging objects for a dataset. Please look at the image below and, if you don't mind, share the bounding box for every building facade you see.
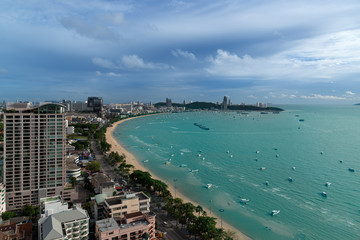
[4,103,66,210]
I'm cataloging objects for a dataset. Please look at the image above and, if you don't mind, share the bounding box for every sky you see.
[1,0,360,104]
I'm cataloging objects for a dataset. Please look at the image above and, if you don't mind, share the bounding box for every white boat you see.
[143,160,149,163]
[206,184,212,189]
[179,164,187,167]
[256,151,260,154]
[271,210,280,216]
[260,167,266,171]
[198,154,201,157]
[171,154,174,157]
[226,150,230,153]
[292,166,296,170]
[180,152,184,155]
[321,192,327,197]
[276,154,279,158]
[240,199,249,204]
[190,169,199,173]
[325,182,331,187]
[202,157,206,160]
[288,177,293,182]
[230,155,233,158]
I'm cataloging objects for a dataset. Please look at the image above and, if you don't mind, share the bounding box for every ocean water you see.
[113,105,360,240]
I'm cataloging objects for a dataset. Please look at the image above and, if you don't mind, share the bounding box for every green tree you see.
[195,205,203,217]
[1,211,15,220]
[69,176,77,188]
[22,204,35,218]
[86,161,101,172]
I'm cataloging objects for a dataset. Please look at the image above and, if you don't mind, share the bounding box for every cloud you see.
[171,49,196,60]
[61,16,119,41]
[0,68,8,74]
[121,55,170,69]
[95,71,121,77]
[300,94,345,100]
[345,91,355,95]
[92,57,118,69]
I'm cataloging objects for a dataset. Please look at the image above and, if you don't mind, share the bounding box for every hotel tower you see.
[3,103,66,211]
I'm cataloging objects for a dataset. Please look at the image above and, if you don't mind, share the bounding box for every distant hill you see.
[355,103,360,105]
[154,101,284,111]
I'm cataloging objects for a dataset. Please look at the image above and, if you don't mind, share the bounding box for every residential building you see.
[38,206,89,240]
[3,103,66,211]
[165,98,172,107]
[95,212,156,240]
[102,192,150,221]
[222,96,228,110]
[0,216,32,240]
[40,196,68,218]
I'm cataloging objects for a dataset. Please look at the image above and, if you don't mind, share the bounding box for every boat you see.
[339,160,343,163]
[271,210,280,216]
[325,182,331,187]
[230,155,233,158]
[321,192,327,197]
[292,166,296,170]
[165,161,171,165]
[226,150,230,153]
[265,181,269,186]
[240,199,250,204]
[276,154,279,158]
[320,151,324,155]
[348,168,355,172]
[260,167,266,171]
[256,150,260,154]
[143,160,149,163]
[180,152,184,155]
[206,184,212,189]
[179,164,187,167]
[299,119,305,122]
[171,154,174,157]
[288,177,293,182]
[260,112,269,114]
[190,169,199,173]
[194,123,210,130]
[198,154,201,157]
[202,157,205,160]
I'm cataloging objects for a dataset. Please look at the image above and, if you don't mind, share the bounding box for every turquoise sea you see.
[113,105,360,240]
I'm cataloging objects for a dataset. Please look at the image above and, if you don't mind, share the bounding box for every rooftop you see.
[96,218,119,233]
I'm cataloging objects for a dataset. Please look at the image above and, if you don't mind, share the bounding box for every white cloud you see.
[92,57,117,69]
[171,49,196,60]
[345,91,355,95]
[106,72,122,77]
[121,55,170,69]
[248,95,257,99]
[0,68,7,74]
[300,94,345,100]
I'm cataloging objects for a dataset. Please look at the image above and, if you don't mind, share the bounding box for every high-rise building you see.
[87,97,103,116]
[165,98,172,107]
[3,103,66,211]
[222,96,228,110]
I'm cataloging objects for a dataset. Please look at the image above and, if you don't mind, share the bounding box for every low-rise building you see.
[91,173,115,197]
[95,212,156,240]
[38,206,89,240]
[0,216,32,240]
[103,192,150,221]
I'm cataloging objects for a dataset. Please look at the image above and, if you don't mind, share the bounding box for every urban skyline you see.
[1,0,360,104]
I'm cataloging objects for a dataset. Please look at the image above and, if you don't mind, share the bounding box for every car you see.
[163,221,167,225]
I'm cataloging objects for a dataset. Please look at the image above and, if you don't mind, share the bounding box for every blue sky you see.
[1,0,360,104]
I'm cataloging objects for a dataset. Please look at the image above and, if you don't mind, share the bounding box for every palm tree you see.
[195,205,203,217]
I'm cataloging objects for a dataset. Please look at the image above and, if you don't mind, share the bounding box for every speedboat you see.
[206,184,212,189]
[321,192,327,197]
[260,167,266,171]
[348,168,355,172]
[276,154,279,158]
[179,164,187,167]
[288,177,293,182]
[143,160,149,163]
[265,181,269,186]
[256,150,260,154]
[292,166,296,170]
[190,169,199,173]
[271,210,280,216]
[180,152,184,155]
[230,155,233,158]
[240,199,249,204]
[325,182,331,187]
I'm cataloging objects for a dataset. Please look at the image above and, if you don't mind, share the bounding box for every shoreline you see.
[105,115,251,240]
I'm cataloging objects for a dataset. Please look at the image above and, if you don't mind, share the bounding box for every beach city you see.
[0,97,274,240]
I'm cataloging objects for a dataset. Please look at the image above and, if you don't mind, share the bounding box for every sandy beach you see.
[106,115,251,240]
